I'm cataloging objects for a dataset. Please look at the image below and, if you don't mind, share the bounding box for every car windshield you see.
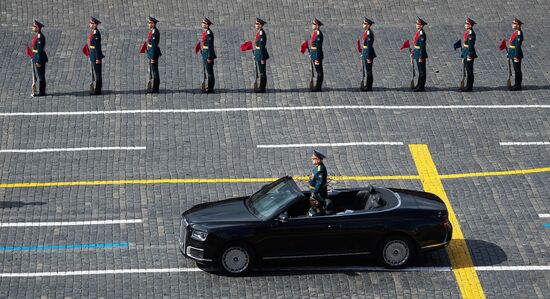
[246,178,303,220]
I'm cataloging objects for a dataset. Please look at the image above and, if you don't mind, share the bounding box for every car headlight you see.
[191,229,209,242]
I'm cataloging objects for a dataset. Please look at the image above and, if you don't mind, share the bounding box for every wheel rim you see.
[221,246,250,273]
[383,240,409,266]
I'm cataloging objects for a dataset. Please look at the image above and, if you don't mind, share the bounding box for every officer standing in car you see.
[308,150,328,216]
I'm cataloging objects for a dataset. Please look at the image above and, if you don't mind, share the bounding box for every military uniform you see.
[411,18,428,92]
[507,18,524,90]
[310,18,324,92]
[31,20,48,97]
[253,18,269,93]
[201,18,216,93]
[308,151,328,217]
[88,17,105,95]
[361,18,376,91]
[461,18,478,91]
[146,16,162,93]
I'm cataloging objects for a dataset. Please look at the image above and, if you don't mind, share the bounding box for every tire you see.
[377,235,416,269]
[218,243,255,276]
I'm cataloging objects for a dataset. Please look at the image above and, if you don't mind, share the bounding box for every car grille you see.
[179,218,188,254]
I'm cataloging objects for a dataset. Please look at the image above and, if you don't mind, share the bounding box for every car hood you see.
[183,197,260,224]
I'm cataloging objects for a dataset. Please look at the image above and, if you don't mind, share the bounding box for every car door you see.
[253,215,349,259]
[329,212,386,254]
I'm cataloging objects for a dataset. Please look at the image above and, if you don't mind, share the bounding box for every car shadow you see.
[198,238,506,276]
[0,201,47,209]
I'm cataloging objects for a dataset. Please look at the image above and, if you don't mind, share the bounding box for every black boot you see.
[311,76,323,92]
[414,75,425,92]
[39,81,46,96]
[206,77,215,93]
[365,75,373,91]
[255,76,267,93]
[91,80,102,95]
[151,79,160,93]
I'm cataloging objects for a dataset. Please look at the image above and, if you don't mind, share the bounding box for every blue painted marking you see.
[0,243,129,251]
[544,224,550,228]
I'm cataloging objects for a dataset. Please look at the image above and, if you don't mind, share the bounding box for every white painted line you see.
[0,147,146,153]
[476,266,550,271]
[500,142,550,146]
[0,268,201,277]
[2,265,549,277]
[539,214,550,218]
[257,142,404,148]
[1,105,549,117]
[0,219,143,228]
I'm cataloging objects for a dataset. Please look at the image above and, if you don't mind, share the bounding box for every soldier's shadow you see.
[0,201,47,209]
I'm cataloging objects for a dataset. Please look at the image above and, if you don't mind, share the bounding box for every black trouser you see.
[203,59,215,92]
[415,59,426,90]
[33,63,46,95]
[313,60,324,91]
[149,59,160,92]
[464,58,474,90]
[257,60,267,92]
[512,59,522,87]
[91,60,102,93]
[362,60,373,91]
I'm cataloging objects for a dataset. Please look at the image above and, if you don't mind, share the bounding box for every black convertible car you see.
[179,176,452,275]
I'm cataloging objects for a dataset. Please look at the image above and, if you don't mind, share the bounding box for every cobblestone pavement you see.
[1,0,549,298]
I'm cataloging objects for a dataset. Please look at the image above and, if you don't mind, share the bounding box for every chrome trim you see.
[421,242,448,249]
[262,251,372,260]
[186,246,212,262]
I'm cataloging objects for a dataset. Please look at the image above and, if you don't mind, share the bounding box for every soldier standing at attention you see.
[88,17,105,95]
[146,16,161,93]
[411,18,427,92]
[507,18,524,91]
[30,20,48,97]
[201,17,216,93]
[461,18,477,92]
[310,18,324,92]
[308,150,328,217]
[253,18,269,93]
[361,18,376,91]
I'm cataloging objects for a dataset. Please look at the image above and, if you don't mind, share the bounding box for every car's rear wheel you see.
[377,235,416,269]
[218,243,255,276]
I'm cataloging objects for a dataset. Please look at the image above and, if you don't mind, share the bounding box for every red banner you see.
[356,39,361,53]
[26,45,33,58]
[400,39,410,50]
[195,41,201,54]
[240,40,253,51]
[498,38,506,51]
[82,44,90,57]
[140,41,147,54]
[300,40,308,54]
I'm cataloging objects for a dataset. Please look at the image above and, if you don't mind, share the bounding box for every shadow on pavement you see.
[0,201,47,209]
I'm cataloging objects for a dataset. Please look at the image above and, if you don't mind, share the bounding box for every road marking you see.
[0,219,142,228]
[1,164,549,189]
[1,105,549,117]
[0,243,129,251]
[409,144,485,299]
[544,224,550,228]
[0,147,146,153]
[539,214,550,218]
[500,142,550,146]
[257,142,404,148]
[2,265,548,277]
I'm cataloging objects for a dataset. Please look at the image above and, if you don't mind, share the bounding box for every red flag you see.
[140,41,147,54]
[400,39,410,50]
[356,39,361,53]
[82,44,90,57]
[195,41,201,54]
[300,40,308,54]
[25,45,33,58]
[240,40,253,51]
[498,38,507,51]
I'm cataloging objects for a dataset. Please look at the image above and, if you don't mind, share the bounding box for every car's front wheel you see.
[377,235,416,269]
[218,243,255,276]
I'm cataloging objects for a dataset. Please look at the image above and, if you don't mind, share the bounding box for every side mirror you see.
[277,211,289,223]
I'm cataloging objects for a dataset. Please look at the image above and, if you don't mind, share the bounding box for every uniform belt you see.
[362,45,368,49]
[202,45,209,49]
[254,46,260,49]
[89,46,96,49]
[310,46,317,50]
[509,45,516,49]
[32,49,38,53]
[414,46,421,49]
[147,44,152,48]
[463,44,469,48]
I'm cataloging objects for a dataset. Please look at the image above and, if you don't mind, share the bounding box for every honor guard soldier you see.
[308,150,328,217]
[360,18,376,91]
[253,18,269,93]
[88,17,105,95]
[507,18,524,90]
[30,20,48,97]
[411,18,427,92]
[201,17,216,93]
[146,16,162,93]
[310,18,324,92]
[461,18,478,92]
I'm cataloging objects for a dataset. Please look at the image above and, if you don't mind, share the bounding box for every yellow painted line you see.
[440,167,550,179]
[409,144,485,299]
